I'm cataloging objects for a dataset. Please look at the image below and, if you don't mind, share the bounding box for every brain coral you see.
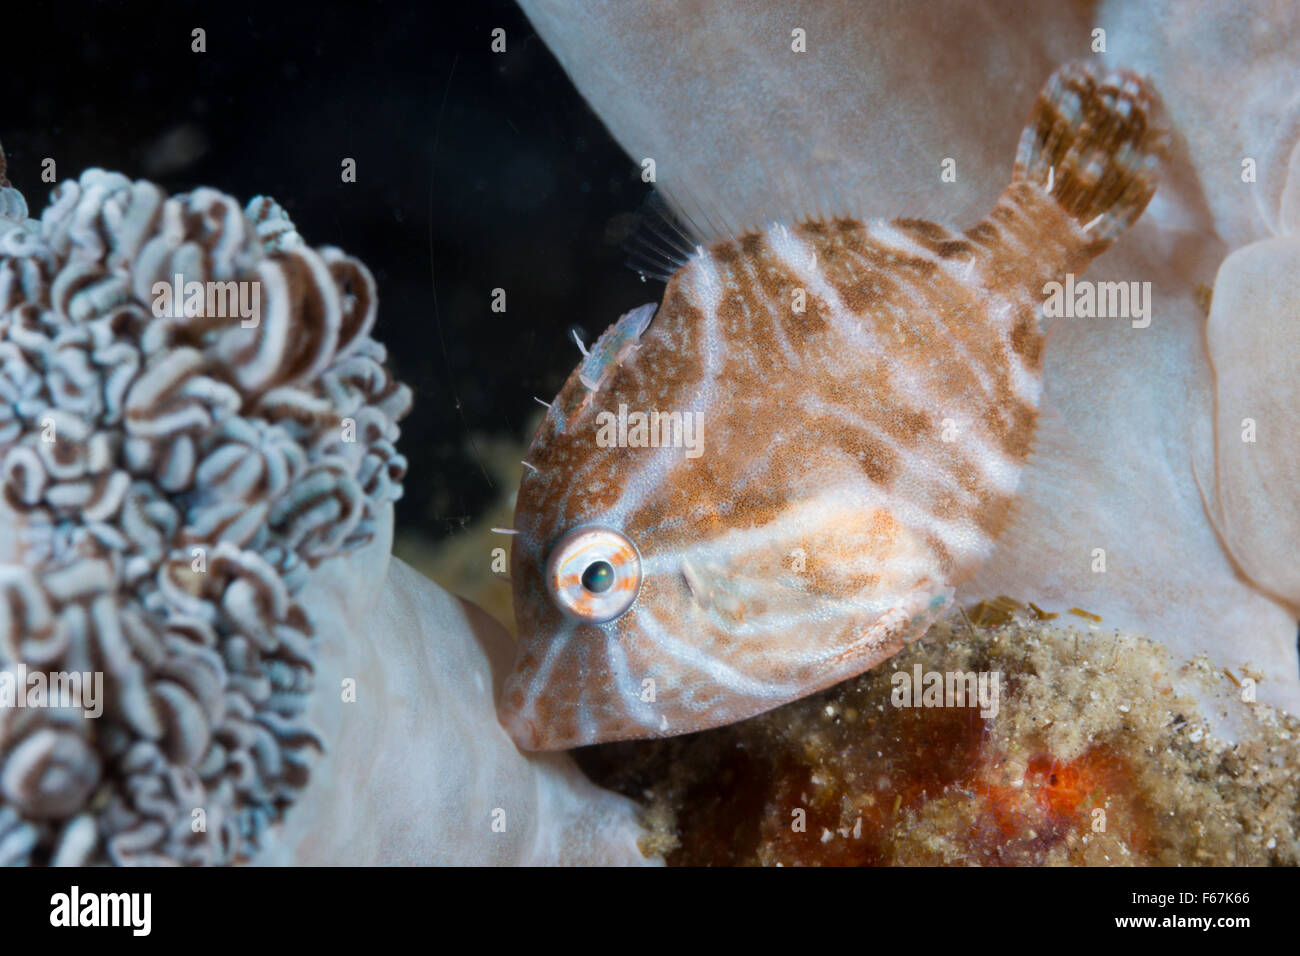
[0,146,410,864]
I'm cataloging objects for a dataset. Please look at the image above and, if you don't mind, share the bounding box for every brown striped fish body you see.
[501,62,1166,750]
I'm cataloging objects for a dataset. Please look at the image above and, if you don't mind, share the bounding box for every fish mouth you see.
[496,701,543,750]
[496,661,579,751]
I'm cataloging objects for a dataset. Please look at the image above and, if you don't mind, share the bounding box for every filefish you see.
[500,61,1166,750]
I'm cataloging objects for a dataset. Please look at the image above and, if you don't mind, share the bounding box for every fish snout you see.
[496,697,545,751]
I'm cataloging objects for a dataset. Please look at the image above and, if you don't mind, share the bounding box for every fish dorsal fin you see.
[622,177,862,284]
[623,189,706,281]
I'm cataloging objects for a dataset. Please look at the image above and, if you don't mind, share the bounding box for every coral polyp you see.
[0,156,410,864]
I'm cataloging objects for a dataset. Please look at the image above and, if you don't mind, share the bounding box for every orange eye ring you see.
[544,525,642,623]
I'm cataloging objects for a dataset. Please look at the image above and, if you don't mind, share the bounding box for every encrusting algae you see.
[578,611,1300,866]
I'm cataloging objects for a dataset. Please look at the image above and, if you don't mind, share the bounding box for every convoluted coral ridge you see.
[0,164,411,864]
[580,618,1300,865]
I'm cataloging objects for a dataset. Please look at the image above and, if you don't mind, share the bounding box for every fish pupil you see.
[582,561,615,593]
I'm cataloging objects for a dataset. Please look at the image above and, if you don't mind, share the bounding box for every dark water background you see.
[4,0,649,540]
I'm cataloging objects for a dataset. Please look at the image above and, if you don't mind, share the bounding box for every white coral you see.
[0,163,411,865]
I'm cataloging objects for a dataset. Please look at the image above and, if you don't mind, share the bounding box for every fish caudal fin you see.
[1013,61,1167,246]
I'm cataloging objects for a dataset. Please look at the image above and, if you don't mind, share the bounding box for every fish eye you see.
[581,560,615,593]
[545,526,641,623]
